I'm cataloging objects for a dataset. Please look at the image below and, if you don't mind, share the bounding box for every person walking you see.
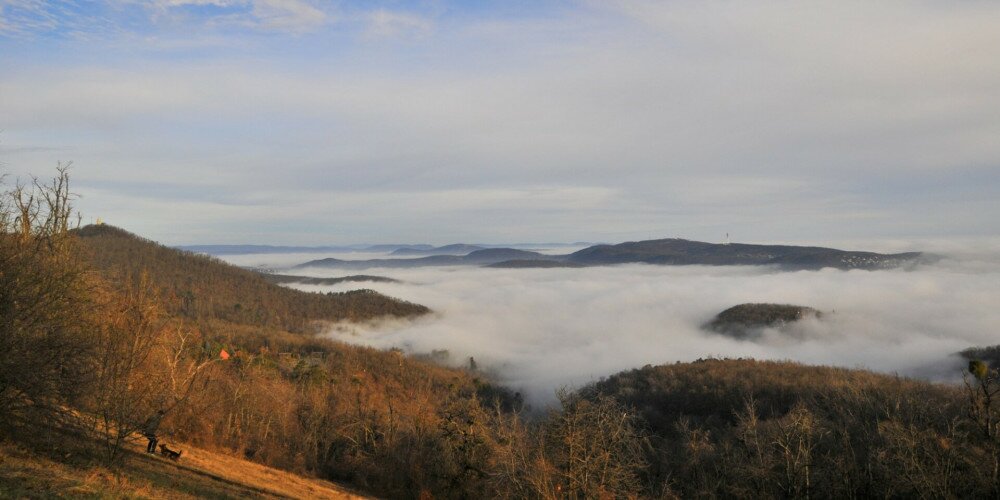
[141,409,166,453]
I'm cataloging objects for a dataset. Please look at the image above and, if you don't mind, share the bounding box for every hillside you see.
[568,238,923,270]
[705,303,821,339]
[0,436,365,499]
[45,223,525,499]
[579,359,985,498]
[76,224,428,332]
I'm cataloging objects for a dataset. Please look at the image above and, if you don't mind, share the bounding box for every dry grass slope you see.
[0,438,368,499]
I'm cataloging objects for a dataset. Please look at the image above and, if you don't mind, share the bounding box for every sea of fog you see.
[217,248,1000,405]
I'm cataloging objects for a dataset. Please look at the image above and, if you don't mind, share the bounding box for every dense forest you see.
[4,169,1000,498]
[582,359,989,497]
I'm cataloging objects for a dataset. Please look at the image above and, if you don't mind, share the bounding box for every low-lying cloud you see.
[237,253,1000,405]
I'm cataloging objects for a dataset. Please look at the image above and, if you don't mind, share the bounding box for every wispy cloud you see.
[1,1,999,244]
[248,0,326,33]
[0,0,330,37]
[0,0,110,39]
[146,0,329,33]
[365,8,432,39]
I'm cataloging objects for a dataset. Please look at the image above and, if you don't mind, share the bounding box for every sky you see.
[1,0,999,246]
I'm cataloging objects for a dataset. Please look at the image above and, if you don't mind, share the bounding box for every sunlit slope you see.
[584,358,961,429]
[76,224,429,332]
[0,438,367,499]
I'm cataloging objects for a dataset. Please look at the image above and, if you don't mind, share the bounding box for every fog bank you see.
[267,255,1000,405]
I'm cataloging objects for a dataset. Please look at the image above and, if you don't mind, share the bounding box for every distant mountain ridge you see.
[177,243,432,255]
[262,274,402,286]
[293,237,923,271]
[178,242,590,256]
[390,244,485,256]
[564,238,924,270]
[296,248,557,269]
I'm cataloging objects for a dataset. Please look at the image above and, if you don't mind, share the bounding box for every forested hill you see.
[576,359,984,497]
[289,238,925,271]
[567,238,924,270]
[75,224,429,332]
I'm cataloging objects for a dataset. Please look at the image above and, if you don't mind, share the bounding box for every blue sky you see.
[2,0,999,246]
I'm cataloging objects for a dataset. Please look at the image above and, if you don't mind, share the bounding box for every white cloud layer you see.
[249,252,1000,406]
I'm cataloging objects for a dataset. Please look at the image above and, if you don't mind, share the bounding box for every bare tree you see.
[541,390,648,499]
[88,273,167,462]
[0,164,93,431]
[965,360,1000,492]
[88,279,222,463]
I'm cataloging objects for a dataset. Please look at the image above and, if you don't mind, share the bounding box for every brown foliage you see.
[76,223,429,332]
[583,358,993,498]
[0,165,95,428]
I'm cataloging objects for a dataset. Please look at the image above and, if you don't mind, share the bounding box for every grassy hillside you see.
[67,224,521,498]
[77,224,428,332]
[0,436,365,499]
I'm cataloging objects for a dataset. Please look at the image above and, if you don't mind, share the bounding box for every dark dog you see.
[158,443,183,461]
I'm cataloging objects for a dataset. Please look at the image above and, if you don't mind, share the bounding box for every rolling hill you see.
[705,303,821,339]
[76,224,429,332]
[567,238,924,269]
[577,358,982,498]
[389,243,485,256]
[36,224,519,499]
[292,237,924,271]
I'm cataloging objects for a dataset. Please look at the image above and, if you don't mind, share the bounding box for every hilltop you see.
[705,303,821,339]
[77,224,428,332]
[567,238,923,270]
